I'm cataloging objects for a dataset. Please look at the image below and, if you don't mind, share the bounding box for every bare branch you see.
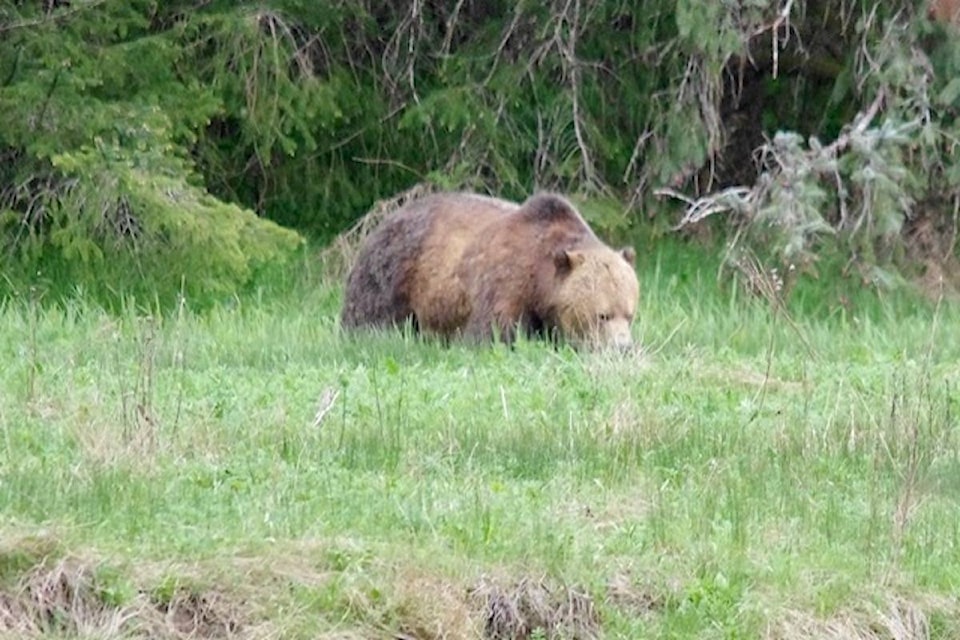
[566,0,597,188]
[483,5,524,86]
[382,0,425,101]
[439,0,468,59]
[821,89,887,157]
[656,186,754,229]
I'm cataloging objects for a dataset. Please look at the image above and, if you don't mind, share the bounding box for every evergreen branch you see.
[37,66,62,128]
[351,157,423,179]
[313,103,407,158]
[482,4,524,86]
[2,46,21,87]
[0,0,108,33]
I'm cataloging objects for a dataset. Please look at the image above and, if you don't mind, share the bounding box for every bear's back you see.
[406,193,518,335]
[341,192,519,333]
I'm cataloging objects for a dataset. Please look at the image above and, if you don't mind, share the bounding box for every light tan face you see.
[554,247,639,351]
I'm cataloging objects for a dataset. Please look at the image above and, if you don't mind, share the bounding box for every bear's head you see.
[550,245,639,351]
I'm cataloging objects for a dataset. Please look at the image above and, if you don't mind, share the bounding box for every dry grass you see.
[149,588,244,639]
[767,595,957,640]
[67,408,163,473]
[389,567,481,639]
[470,576,600,640]
[0,558,133,637]
[0,557,246,639]
[0,535,615,639]
[603,572,668,620]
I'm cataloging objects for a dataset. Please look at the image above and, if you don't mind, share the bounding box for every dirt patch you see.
[470,576,600,640]
[150,588,244,639]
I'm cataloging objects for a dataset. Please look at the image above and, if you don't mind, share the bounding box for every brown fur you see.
[341,192,639,349]
[929,0,960,24]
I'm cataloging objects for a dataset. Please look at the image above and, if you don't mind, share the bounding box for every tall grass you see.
[0,241,958,638]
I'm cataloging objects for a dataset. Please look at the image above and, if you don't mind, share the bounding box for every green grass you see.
[1,241,959,638]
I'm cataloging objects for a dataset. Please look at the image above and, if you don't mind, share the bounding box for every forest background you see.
[2,0,960,307]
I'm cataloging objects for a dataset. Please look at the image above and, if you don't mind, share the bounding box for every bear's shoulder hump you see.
[516,193,586,227]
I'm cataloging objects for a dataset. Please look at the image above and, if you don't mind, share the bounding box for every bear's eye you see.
[598,313,611,322]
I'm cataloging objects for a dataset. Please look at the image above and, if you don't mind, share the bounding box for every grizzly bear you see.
[340,192,639,350]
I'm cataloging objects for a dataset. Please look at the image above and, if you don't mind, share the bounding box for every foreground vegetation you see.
[1,242,958,639]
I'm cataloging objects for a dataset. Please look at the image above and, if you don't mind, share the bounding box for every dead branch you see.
[439,0,468,59]
[656,186,754,229]
[382,0,425,101]
[565,0,598,188]
[661,88,886,231]
[482,4,525,86]
[822,89,887,157]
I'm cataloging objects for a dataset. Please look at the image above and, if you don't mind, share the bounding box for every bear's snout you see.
[604,319,634,352]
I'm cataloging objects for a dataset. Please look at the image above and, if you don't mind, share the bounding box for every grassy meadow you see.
[1,241,960,639]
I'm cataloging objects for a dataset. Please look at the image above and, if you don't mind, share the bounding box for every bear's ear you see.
[620,247,636,266]
[554,249,586,274]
